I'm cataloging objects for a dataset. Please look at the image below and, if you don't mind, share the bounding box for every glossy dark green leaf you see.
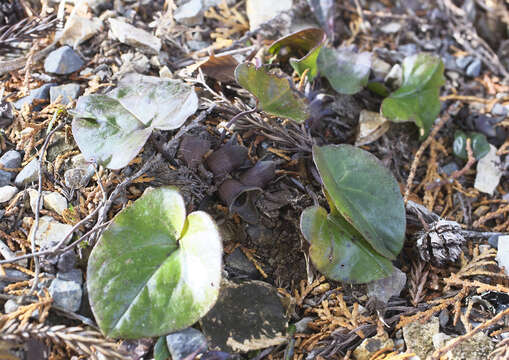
[72,75,198,169]
[312,144,406,259]
[72,94,152,170]
[234,63,310,123]
[453,130,490,160]
[87,187,222,339]
[381,53,445,137]
[269,28,326,80]
[300,205,394,283]
[317,47,371,95]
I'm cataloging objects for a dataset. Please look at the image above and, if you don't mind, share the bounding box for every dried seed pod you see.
[416,219,465,266]
[206,143,248,177]
[239,161,276,188]
[218,179,261,224]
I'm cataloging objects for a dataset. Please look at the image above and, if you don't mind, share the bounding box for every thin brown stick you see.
[430,307,509,359]
[27,122,65,296]
[404,108,456,204]
[425,138,476,190]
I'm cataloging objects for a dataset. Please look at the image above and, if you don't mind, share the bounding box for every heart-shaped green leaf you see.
[109,73,198,130]
[317,47,371,95]
[72,94,152,170]
[453,130,490,160]
[312,144,405,259]
[234,63,310,123]
[87,187,222,339]
[300,205,394,283]
[269,28,326,80]
[72,74,198,169]
[381,53,445,137]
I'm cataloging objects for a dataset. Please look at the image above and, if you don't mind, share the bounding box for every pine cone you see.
[416,219,465,266]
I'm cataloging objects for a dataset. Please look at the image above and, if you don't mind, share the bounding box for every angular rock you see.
[225,247,259,278]
[445,332,494,359]
[13,83,57,110]
[174,0,204,26]
[166,327,208,360]
[440,161,460,176]
[367,266,406,304]
[57,2,103,48]
[14,159,39,187]
[371,56,392,79]
[29,216,73,249]
[381,22,402,34]
[43,192,68,215]
[44,46,84,75]
[64,168,89,189]
[355,110,390,146]
[50,83,81,105]
[474,144,502,195]
[28,188,46,214]
[0,150,21,186]
[49,278,82,312]
[456,56,473,70]
[403,316,439,360]
[433,332,452,349]
[496,235,509,275]
[57,269,83,285]
[0,269,29,291]
[0,185,18,203]
[384,64,402,89]
[246,0,292,31]
[57,250,77,273]
[109,18,162,55]
[200,280,287,352]
[353,331,394,360]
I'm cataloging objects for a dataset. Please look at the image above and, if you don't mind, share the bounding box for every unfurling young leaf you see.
[300,144,406,283]
[87,187,222,339]
[453,130,490,160]
[317,47,372,95]
[234,62,310,123]
[269,28,326,80]
[381,53,445,138]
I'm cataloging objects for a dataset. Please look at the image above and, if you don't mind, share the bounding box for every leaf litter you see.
[0,0,509,359]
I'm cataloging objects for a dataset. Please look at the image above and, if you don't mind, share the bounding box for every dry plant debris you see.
[0,0,508,359]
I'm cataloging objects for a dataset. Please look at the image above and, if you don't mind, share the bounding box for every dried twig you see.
[431,307,509,360]
[27,121,65,296]
[425,138,476,190]
[404,107,456,203]
[0,319,127,359]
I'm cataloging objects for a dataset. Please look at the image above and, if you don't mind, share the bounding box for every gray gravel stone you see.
[109,18,162,54]
[4,299,19,313]
[44,46,85,75]
[0,150,21,186]
[50,83,81,105]
[225,248,259,278]
[14,159,39,187]
[13,83,57,110]
[57,268,83,285]
[456,56,473,70]
[174,0,204,26]
[200,280,287,352]
[49,278,82,312]
[0,186,19,203]
[466,58,482,77]
[166,328,208,360]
